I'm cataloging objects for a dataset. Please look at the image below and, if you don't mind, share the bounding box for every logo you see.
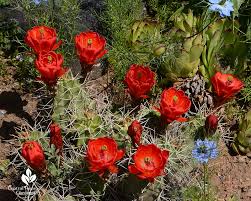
[8,168,38,200]
[21,168,37,185]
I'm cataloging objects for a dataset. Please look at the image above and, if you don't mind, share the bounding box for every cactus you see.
[232,110,251,156]
[52,71,101,145]
[128,19,163,61]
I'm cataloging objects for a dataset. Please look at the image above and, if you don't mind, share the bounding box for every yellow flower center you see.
[101,145,107,151]
[87,39,92,47]
[226,76,233,85]
[39,28,45,38]
[144,157,152,164]
[47,55,53,63]
[173,95,178,102]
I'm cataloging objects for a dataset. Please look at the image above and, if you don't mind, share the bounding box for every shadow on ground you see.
[0,189,17,201]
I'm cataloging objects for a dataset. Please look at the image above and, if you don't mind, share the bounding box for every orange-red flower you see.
[156,87,191,123]
[211,72,244,102]
[86,137,125,177]
[22,141,46,172]
[124,64,156,100]
[128,120,143,146]
[24,26,62,54]
[75,31,107,65]
[50,123,63,155]
[35,51,67,86]
[128,144,169,182]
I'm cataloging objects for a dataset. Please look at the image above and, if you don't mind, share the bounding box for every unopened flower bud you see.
[205,114,218,136]
[153,44,166,56]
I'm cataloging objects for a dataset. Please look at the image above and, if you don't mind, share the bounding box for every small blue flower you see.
[209,0,221,3]
[192,139,218,163]
[33,0,41,4]
[208,0,234,17]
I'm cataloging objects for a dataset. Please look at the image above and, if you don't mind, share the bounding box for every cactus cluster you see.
[232,110,251,156]
[52,72,102,145]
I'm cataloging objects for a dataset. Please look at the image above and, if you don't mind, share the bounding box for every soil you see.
[211,141,251,201]
[0,56,38,201]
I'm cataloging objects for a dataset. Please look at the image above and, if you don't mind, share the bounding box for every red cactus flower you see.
[128,120,143,146]
[24,25,62,54]
[124,64,156,100]
[35,51,67,86]
[211,72,244,102]
[86,137,125,177]
[128,144,169,182]
[156,87,191,124]
[75,31,107,66]
[21,141,46,172]
[205,114,218,136]
[50,123,63,155]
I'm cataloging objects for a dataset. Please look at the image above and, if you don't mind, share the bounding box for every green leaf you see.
[0,159,10,174]
[233,0,245,18]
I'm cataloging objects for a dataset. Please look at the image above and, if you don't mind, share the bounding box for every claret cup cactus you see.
[52,71,101,145]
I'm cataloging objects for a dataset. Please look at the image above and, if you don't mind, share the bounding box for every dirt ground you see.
[0,59,38,201]
[211,141,251,201]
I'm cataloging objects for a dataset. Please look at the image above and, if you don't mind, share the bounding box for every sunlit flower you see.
[208,0,234,17]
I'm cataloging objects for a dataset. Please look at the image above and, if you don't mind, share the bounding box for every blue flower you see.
[192,139,218,163]
[33,0,41,4]
[208,0,234,17]
[209,0,221,3]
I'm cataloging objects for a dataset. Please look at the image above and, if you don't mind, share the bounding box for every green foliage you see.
[0,159,10,175]
[103,0,144,80]
[241,75,251,102]
[12,53,38,89]
[182,184,217,201]
[128,19,163,63]
[0,0,10,6]
[160,9,204,81]
[0,12,22,56]
[232,109,251,156]
[144,0,183,24]
[200,17,242,80]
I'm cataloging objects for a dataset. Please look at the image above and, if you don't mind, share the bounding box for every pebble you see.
[0,109,7,116]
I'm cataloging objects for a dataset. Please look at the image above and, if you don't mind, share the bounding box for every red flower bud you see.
[211,72,244,103]
[205,114,218,136]
[128,120,143,146]
[124,64,156,100]
[156,87,191,124]
[128,144,169,182]
[35,51,67,86]
[75,31,107,66]
[24,26,62,54]
[21,141,46,172]
[50,123,63,155]
[86,137,125,177]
